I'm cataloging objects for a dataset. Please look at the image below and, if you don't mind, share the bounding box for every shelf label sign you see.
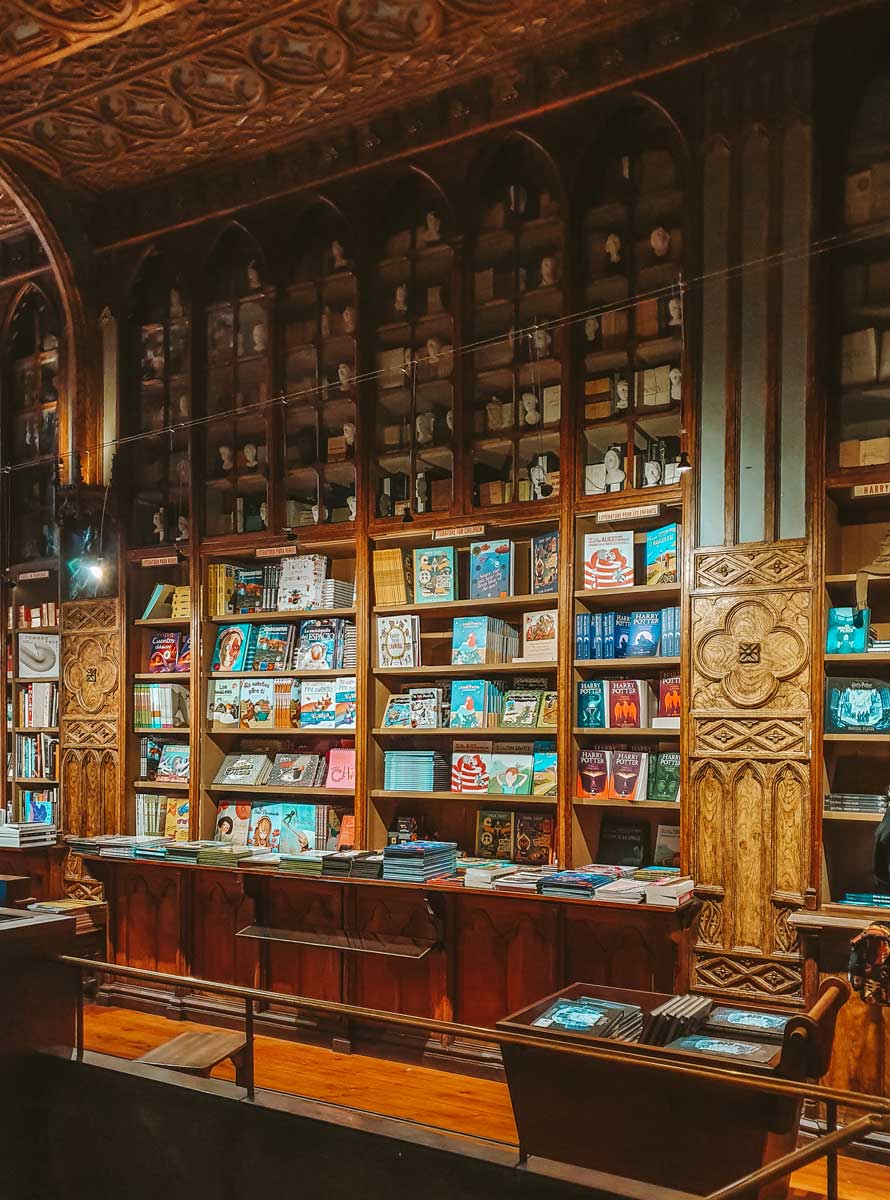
[140,555,179,568]
[595,504,661,524]
[432,525,485,541]
[17,570,50,580]
[852,483,890,498]
[256,545,297,558]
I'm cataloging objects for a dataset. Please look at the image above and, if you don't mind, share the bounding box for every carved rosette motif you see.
[248,19,351,85]
[14,0,137,34]
[689,544,813,1004]
[335,0,443,52]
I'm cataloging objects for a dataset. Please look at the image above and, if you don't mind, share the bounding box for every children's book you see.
[652,674,681,728]
[501,690,542,728]
[522,610,557,661]
[155,743,190,783]
[412,546,455,603]
[825,677,890,733]
[377,615,419,667]
[515,813,554,865]
[148,633,180,673]
[597,819,648,867]
[295,619,338,670]
[382,694,412,728]
[163,797,190,841]
[532,741,558,796]
[325,747,356,790]
[531,531,559,594]
[469,540,514,599]
[645,524,679,585]
[211,624,253,673]
[538,691,558,727]
[449,680,488,728]
[826,607,872,654]
[214,753,271,786]
[334,676,357,729]
[627,612,662,657]
[232,568,264,613]
[653,823,681,867]
[208,679,241,730]
[299,679,337,728]
[239,679,276,730]
[488,741,534,795]
[475,809,515,859]
[450,740,493,792]
[248,803,284,851]
[278,803,320,855]
[608,679,650,728]
[277,554,327,611]
[451,616,491,665]
[608,749,649,801]
[175,635,191,673]
[582,531,635,590]
[577,749,610,800]
[252,624,293,671]
[577,679,607,728]
[267,753,322,787]
[141,583,176,620]
[409,687,441,728]
[214,802,251,846]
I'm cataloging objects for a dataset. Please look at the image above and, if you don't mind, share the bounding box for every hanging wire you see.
[0,220,877,479]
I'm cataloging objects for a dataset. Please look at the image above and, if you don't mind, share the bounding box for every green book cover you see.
[647,751,680,802]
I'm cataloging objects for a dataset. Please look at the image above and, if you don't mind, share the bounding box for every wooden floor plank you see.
[83,1005,890,1198]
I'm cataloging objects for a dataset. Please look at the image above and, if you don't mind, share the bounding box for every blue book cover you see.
[628,611,662,657]
[450,680,488,728]
[413,546,455,603]
[592,612,604,659]
[825,677,890,733]
[645,524,679,585]
[532,741,558,796]
[452,616,490,665]
[469,540,513,599]
[211,623,254,672]
[603,612,615,658]
[279,803,320,855]
[826,607,871,654]
[531,531,559,594]
[295,619,338,670]
[577,679,606,728]
[252,623,293,671]
[614,612,631,658]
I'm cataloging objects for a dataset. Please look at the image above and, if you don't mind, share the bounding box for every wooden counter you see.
[85,854,695,1074]
[0,844,66,900]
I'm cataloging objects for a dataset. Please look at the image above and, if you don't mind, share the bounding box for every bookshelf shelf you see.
[134,672,190,681]
[574,585,681,605]
[373,594,555,617]
[207,726,355,736]
[574,656,680,669]
[823,733,890,742]
[208,785,354,797]
[208,607,356,623]
[822,809,884,823]
[13,777,58,784]
[133,779,189,791]
[134,726,190,735]
[824,653,890,663]
[371,726,557,737]
[210,669,351,680]
[134,617,190,629]
[372,662,558,677]
[12,677,58,684]
[573,726,681,739]
[574,797,682,811]
[12,726,58,734]
[369,789,556,804]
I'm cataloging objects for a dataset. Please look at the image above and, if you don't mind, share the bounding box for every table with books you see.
[497,978,850,1199]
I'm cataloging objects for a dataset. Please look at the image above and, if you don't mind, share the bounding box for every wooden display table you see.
[0,844,66,901]
[497,979,849,1200]
[84,854,696,1074]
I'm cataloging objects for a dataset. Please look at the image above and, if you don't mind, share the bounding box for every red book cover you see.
[148,633,180,673]
[325,747,356,790]
[658,674,681,719]
[577,749,610,800]
[608,679,645,728]
[608,749,648,801]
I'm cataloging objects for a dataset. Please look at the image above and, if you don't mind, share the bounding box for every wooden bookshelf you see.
[574,584,681,605]
[372,661,557,676]
[208,607,356,623]
[373,594,552,617]
[574,656,680,669]
[134,617,190,628]
[573,727,680,738]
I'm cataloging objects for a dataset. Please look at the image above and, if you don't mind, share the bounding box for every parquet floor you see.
[84,1005,890,1199]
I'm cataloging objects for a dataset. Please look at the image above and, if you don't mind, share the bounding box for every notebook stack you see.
[350,852,384,880]
[463,861,519,889]
[196,845,256,867]
[492,866,559,893]
[0,821,57,849]
[322,849,370,878]
[97,836,142,859]
[278,850,331,875]
[590,877,648,904]
[165,841,215,864]
[322,578,356,610]
[382,840,458,882]
[537,865,630,900]
[383,750,451,792]
[133,839,173,860]
[641,994,713,1046]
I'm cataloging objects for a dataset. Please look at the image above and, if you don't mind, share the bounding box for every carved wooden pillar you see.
[688,38,817,1005]
[59,597,123,898]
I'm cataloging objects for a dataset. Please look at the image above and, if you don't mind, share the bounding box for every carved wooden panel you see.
[189,871,258,989]
[350,889,446,1020]
[262,878,342,1004]
[60,598,123,897]
[689,545,813,1005]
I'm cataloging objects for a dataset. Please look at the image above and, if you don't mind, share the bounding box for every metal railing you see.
[59,955,890,1200]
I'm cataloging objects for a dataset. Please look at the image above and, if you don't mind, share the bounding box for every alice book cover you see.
[211,623,253,672]
[325,747,356,789]
[582,531,634,590]
[627,611,662,657]
[488,742,534,795]
[252,623,293,671]
[240,679,276,729]
[469,540,514,599]
[279,803,319,854]
[295,619,338,670]
[334,676,357,729]
[825,677,890,733]
[645,524,679,585]
[501,689,542,728]
[248,803,285,851]
[577,749,610,800]
[214,802,251,847]
[148,632,180,673]
[299,679,337,728]
[577,679,607,728]
[451,616,490,665]
[155,743,190,783]
[515,813,554,865]
[608,749,648,800]
[209,679,241,729]
[413,546,455,603]
[522,610,557,661]
[531,530,559,595]
[451,740,493,792]
[475,809,515,859]
[449,680,488,728]
[826,607,871,654]
[531,741,558,796]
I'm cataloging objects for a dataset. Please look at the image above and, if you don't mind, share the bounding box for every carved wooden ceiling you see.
[0,0,695,193]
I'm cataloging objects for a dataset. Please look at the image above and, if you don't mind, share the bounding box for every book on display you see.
[582,531,634,590]
[468,540,514,599]
[412,547,455,603]
[531,531,559,594]
[450,740,493,792]
[487,742,534,795]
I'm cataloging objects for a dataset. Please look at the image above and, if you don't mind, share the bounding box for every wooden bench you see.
[137,1031,248,1087]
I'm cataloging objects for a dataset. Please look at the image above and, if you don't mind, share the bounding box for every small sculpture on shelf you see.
[152,507,166,542]
[394,283,409,315]
[174,393,188,419]
[43,332,59,352]
[337,362,353,389]
[643,459,663,487]
[529,456,551,501]
[423,211,442,243]
[540,255,559,287]
[243,443,259,470]
[416,411,435,445]
[331,240,348,271]
[507,183,527,215]
[603,445,626,490]
[415,472,428,513]
[615,378,630,411]
[347,494,357,520]
[246,260,262,292]
[342,304,357,334]
[605,232,622,265]
[669,366,682,402]
[170,288,184,319]
[521,391,541,426]
[343,422,356,454]
[650,226,671,258]
[259,501,268,528]
[445,408,454,432]
[176,515,190,541]
[584,315,601,345]
[531,326,551,359]
[218,444,234,472]
[668,296,683,327]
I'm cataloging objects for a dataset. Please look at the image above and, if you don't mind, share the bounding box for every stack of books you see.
[450,616,519,665]
[372,549,412,606]
[645,876,695,908]
[449,680,505,727]
[532,994,644,1041]
[208,556,353,616]
[15,732,59,779]
[576,676,682,730]
[322,849,370,878]
[537,864,632,900]
[824,792,889,815]
[166,841,216,865]
[462,861,519,889]
[196,845,256,867]
[17,601,59,628]
[383,750,451,791]
[492,866,558,893]
[382,840,458,882]
[17,681,59,728]
[135,792,170,837]
[0,821,56,849]
[133,682,190,730]
[133,840,173,860]
[641,995,712,1045]
[576,748,681,803]
[27,898,107,935]
[351,852,385,879]
[97,836,143,859]
[278,850,331,874]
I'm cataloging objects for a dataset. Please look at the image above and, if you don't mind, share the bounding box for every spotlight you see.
[676,451,692,475]
[88,559,106,580]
